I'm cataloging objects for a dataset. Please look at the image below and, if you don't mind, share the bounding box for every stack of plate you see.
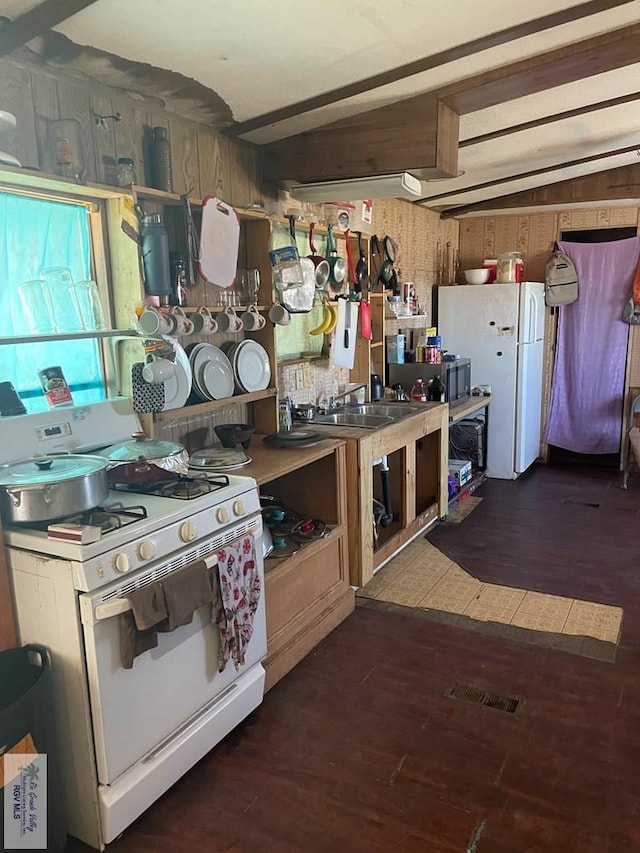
[0,111,20,168]
[222,340,271,394]
[186,343,234,401]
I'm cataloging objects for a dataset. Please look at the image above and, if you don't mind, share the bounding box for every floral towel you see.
[213,536,261,672]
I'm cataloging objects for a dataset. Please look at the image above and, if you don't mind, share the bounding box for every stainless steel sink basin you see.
[348,404,422,418]
[314,403,424,429]
[314,412,395,428]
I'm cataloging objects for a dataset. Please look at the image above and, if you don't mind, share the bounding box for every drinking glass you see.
[70,280,107,330]
[17,279,57,334]
[39,267,84,332]
[238,268,260,305]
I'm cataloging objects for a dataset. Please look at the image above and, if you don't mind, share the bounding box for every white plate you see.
[194,344,234,400]
[0,150,20,168]
[233,339,271,393]
[160,337,192,410]
[186,342,209,400]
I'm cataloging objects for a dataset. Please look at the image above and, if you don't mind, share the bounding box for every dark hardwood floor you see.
[68,462,640,852]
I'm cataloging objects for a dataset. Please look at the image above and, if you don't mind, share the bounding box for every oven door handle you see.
[93,552,222,623]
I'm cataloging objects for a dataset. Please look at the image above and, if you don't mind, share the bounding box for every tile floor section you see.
[360,536,623,646]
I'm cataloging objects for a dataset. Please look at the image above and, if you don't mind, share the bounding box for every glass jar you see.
[116,157,136,188]
[48,119,85,182]
[410,379,427,402]
[497,251,524,284]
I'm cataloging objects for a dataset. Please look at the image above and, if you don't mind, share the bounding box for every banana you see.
[308,302,332,336]
[323,302,338,335]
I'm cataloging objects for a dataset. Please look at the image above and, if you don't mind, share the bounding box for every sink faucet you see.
[327,383,368,411]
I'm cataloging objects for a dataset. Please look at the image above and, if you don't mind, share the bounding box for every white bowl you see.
[464,268,490,285]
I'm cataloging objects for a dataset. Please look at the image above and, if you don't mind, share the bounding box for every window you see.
[0,191,106,412]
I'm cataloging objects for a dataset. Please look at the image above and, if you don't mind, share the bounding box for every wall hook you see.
[95,113,122,130]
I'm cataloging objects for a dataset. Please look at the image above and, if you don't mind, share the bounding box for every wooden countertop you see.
[449,394,492,424]
[240,435,345,486]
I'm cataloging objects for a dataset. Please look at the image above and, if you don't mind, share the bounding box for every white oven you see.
[1,400,268,850]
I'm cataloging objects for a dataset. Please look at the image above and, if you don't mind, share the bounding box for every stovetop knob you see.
[138,540,156,561]
[232,499,246,517]
[180,521,197,542]
[114,552,131,574]
[216,506,230,524]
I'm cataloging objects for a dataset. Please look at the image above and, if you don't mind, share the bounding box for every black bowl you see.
[214,423,255,450]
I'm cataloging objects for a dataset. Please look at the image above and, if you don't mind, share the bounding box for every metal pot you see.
[98,432,189,484]
[0,455,110,523]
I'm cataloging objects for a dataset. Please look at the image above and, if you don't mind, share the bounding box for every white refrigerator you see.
[438,282,545,480]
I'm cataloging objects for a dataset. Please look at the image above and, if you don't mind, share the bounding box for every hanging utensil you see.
[182,194,200,287]
[344,229,359,296]
[325,224,346,290]
[355,231,369,291]
[307,222,330,289]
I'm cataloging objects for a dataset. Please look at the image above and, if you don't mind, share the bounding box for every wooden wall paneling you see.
[228,141,263,209]
[30,67,59,171]
[167,120,201,199]
[90,92,117,186]
[56,78,98,183]
[197,129,231,200]
[111,97,146,187]
[0,61,39,169]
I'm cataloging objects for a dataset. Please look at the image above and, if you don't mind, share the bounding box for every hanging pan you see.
[307,222,330,289]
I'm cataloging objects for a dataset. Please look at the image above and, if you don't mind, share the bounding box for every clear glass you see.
[48,119,85,182]
[70,280,107,330]
[237,268,260,305]
[39,266,84,332]
[16,279,57,335]
[116,158,136,188]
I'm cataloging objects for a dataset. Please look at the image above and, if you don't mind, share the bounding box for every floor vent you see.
[445,684,520,714]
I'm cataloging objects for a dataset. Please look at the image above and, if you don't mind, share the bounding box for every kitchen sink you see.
[348,404,423,418]
[314,403,423,429]
[314,412,395,428]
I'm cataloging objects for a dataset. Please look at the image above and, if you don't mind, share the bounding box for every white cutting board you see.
[333,299,358,369]
[199,196,240,287]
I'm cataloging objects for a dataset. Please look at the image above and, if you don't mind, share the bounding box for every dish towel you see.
[120,582,168,669]
[160,560,213,630]
[213,536,261,672]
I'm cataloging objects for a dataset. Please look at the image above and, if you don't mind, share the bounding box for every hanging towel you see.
[120,582,168,669]
[160,560,213,630]
[212,536,261,672]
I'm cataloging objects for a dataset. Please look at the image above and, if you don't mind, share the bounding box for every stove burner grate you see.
[24,503,148,535]
[111,473,231,500]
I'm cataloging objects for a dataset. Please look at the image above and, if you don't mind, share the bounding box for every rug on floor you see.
[444,495,483,523]
[358,537,623,663]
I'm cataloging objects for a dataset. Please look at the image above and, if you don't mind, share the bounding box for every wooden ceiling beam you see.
[460,92,640,149]
[435,162,640,218]
[226,0,633,138]
[419,142,640,208]
[0,0,100,57]
[441,22,640,116]
[264,97,459,184]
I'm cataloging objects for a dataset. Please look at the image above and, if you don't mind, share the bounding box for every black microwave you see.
[387,358,471,403]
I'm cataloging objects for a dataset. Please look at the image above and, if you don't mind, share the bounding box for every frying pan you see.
[307,222,330,289]
[325,224,346,289]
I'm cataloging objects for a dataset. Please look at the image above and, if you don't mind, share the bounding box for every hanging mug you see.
[190,307,219,335]
[138,306,176,335]
[169,306,195,336]
[215,306,243,333]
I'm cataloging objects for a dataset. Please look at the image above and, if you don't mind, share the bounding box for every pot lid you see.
[189,447,248,468]
[0,454,108,486]
[98,432,185,462]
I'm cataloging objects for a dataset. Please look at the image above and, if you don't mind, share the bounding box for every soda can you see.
[38,366,73,407]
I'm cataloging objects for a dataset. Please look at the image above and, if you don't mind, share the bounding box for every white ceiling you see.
[17,0,640,215]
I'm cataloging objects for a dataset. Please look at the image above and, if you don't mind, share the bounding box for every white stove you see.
[1,399,267,850]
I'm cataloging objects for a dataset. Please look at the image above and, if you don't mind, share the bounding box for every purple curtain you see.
[545,237,640,454]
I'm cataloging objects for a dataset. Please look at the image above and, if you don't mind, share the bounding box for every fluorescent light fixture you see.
[289,172,422,202]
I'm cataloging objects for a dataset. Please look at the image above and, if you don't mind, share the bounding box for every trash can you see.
[0,645,67,852]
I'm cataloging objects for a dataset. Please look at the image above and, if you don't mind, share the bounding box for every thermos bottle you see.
[141,214,172,299]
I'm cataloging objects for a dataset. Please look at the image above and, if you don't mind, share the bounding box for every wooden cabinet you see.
[240,438,354,691]
[312,403,449,587]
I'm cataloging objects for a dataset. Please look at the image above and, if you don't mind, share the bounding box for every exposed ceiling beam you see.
[434,161,640,218]
[418,143,640,208]
[460,92,640,149]
[0,0,99,57]
[440,21,640,116]
[264,97,459,184]
[225,0,632,138]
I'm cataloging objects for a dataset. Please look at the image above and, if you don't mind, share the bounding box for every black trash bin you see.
[0,645,67,852]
